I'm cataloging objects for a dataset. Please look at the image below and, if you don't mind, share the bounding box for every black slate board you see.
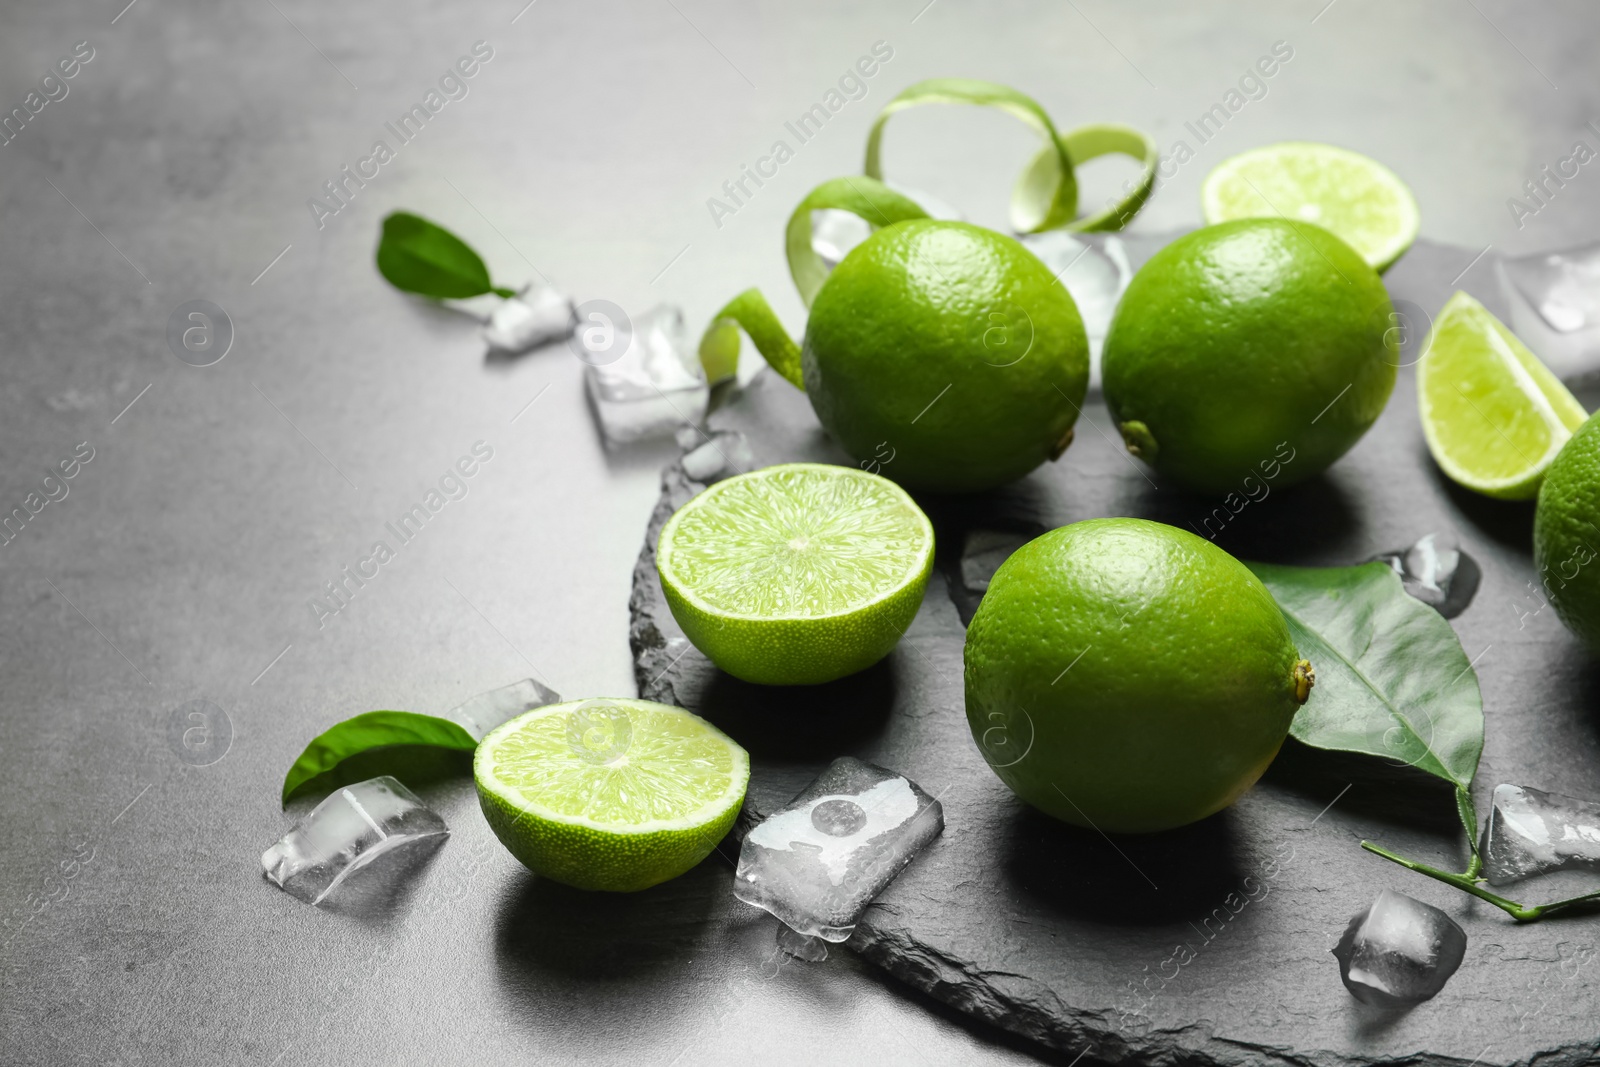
[629,237,1600,1067]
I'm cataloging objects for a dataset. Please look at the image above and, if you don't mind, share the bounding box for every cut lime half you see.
[1418,291,1588,500]
[474,698,749,892]
[656,463,935,686]
[1202,142,1420,273]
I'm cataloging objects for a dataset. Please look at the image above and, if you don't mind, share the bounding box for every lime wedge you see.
[475,698,749,892]
[656,463,935,686]
[1201,142,1420,272]
[1418,291,1588,500]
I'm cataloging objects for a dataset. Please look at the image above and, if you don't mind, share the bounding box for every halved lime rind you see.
[1418,291,1588,500]
[475,699,749,892]
[1201,142,1420,273]
[656,463,935,685]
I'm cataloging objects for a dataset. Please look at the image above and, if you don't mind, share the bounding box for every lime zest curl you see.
[784,176,930,310]
[700,288,804,390]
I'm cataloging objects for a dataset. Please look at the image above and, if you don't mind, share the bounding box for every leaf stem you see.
[1360,840,1539,920]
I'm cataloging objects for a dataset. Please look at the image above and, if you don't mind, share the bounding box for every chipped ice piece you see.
[448,678,563,740]
[776,922,831,963]
[1499,244,1600,381]
[733,757,943,948]
[585,305,708,445]
[1368,532,1480,618]
[262,776,448,906]
[1332,889,1466,1008]
[484,283,577,355]
[1017,231,1131,374]
[680,430,755,484]
[1480,782,1600,886]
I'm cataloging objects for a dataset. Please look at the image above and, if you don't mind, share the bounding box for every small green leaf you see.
[281,711,477,807]
[375,212,499,299]
[1247,560,1484,790]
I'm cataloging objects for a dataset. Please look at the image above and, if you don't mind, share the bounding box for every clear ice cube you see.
[262,776,449,905]
[1498,244,1600,380]
[810,183,964,271]
[679,429,755,484]
[1481,782,1600,886]
[447,677,563,740]
[1016,231,1132,377]
[733,757,943,954]
[1331,889,1467,1008]
[585,305,708,445]
[483,283,577,355]
[1368,532,1480,618]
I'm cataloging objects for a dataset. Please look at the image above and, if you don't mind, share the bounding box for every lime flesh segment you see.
[474,699,749,892]
[1418,291,1588,500]
[1202,142,1420,272]
[656,463,935,685]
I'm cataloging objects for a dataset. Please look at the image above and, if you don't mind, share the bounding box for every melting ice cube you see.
[448,678,563,741]
[1498,244,1600,380]
[1481,782,1600,886]
[1016,231,1132,375]
[678,429,755,484]
[484,284,577,356]
[262,776,448,906]
[734,757,943,961]
[1332,889,1467,1008]
[585,305,708,445]
[1368,532,1480,618]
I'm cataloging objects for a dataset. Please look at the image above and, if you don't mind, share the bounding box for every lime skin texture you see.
[963,517,1311,834]
[1535,414,1600,651]
[1102,219,1397,496]
[802,219,1090,494]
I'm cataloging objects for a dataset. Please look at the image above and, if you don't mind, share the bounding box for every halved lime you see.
[656,463,935,686]
[474,698,749,892]
[1201,142,1420,272]
[1418,291,1588,500]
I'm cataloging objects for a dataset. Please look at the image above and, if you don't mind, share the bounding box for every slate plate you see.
[628,237,1600,1067]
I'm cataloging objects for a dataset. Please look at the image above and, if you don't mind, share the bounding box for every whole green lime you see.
[964,518,1312,833]
[1534,414,1600,650]
[1102,219,1397,495]
[803,220,1089,493]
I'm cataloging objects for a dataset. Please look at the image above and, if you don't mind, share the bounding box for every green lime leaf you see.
[282,710,478,807]
[376,212,510,300]
[1247,560,1484,790]
[784,175,929,309]
[863,78,1157,234]
[699,288,804,390]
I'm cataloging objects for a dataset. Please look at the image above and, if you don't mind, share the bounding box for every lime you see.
[964,518,1312,834]
[1535,415,1600,649]
[656,463,935,685]
[1201,142,1420,273]
[474,698,749,892]
[1102,219,1397,495]
[1418,291,1587,500]
[803,219,1089,492]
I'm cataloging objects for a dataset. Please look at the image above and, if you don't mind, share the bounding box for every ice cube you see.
[585,305,709,445]
[262,776,448,905]
[680,429,755,484]
[447,678,563,740]
[733,757,943,949]
[1016,231,1132,376]
[811,184,964,271]
[1331,888,1467,1008]
[1368,532,1480,618]
[1499,245,1600,381]
[483,283,577,355]
[1480,782,1600,886]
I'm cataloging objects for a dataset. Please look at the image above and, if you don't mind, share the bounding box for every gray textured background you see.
[2,2,1598,1065]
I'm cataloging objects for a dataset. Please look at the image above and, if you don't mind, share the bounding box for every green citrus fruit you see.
[803,219,1089,492]
[1201,142,1420,273]
[964,518,1313,834]
[1102,219,1397,495]
[1534,415,1600,650]
[1419,291,1587,500]
[475,698,749,892]
[656,463,935,685]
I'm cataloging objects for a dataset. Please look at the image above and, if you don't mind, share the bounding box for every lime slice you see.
[656,463,935,686]
[1201,142,1420,273]
[1418,291,1588,500]
[474,698,749,892]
